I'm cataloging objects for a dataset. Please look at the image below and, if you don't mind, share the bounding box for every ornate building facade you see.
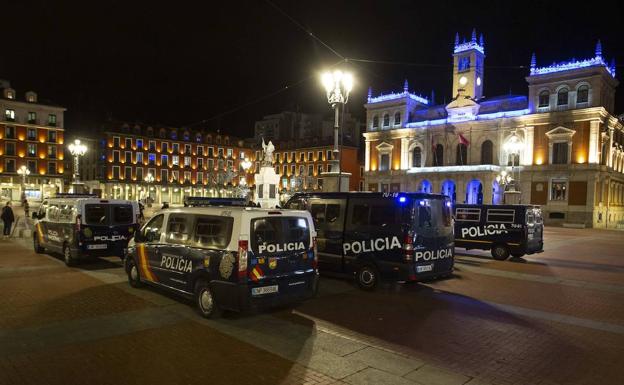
[0,80,66,201]
[85,122,255,205]
[363,31,623,228]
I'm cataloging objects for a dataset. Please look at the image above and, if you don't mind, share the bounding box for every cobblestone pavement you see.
[0,227,623,385]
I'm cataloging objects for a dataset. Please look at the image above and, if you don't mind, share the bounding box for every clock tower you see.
[452,29,485,100]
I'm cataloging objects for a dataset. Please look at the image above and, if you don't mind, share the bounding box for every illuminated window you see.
[148,153,156,165]
[184,156,191,167]
[172,170,179,182]
[148,168,156,178]
[550,179,567,201]
[27,143,36,157]
[172,155,179,166]
[136,152,144,163]
[184,171,191,182]
[5,109,15,121]
[48,145,57,159]
[227,148,233,158]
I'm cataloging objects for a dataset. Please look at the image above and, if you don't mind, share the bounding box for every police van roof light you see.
[398,196,407,203]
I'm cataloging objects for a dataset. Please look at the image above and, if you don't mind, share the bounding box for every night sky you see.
[2,1,623,139]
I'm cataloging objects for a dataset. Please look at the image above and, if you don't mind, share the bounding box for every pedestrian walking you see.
[23,200,30,218]
[1,201,15,239]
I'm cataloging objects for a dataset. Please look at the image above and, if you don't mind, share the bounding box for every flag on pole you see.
[458,133,470,146]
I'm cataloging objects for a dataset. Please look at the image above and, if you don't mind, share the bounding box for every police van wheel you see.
[33,235,44,254]
[126,258,143,288]
[356,265,379,291]
[195,280,221,319]
[491,244,510,261]
[63,244,76,267]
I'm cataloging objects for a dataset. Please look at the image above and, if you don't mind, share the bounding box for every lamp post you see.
[503,131,524,203]
[144,173,155,207]
[68,139,87,193]
[321,70,353,192]
[17,165,30,203]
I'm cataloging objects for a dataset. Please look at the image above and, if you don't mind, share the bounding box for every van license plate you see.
[252,285,279,296]
[87,244,107,250]
[417,264,433,273]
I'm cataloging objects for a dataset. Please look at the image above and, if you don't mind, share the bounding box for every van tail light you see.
[237,239,249,280]
[403,230,414,262]
[311,237,318,269]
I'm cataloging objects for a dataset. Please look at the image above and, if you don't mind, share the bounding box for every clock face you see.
[476,77,482,86]
[459,76,468,87]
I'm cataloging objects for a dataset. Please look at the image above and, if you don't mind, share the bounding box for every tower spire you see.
[367,87,372,102]
[479,33,484,47]
[530,52,536,70]
[454,32,459,47]
[595,39,603,58]
[403,79,409,93]
[471,28,477,42]
[430,89,436,105]
[610,58,616,76]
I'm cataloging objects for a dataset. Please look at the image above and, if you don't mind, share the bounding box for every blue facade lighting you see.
[404,109,530,128]
[368,91,429,105]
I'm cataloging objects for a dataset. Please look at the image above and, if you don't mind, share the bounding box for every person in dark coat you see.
[1,201,15,238]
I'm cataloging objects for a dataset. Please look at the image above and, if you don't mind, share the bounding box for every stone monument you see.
[254,139,280,208]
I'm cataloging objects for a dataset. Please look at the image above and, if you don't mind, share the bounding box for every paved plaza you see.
[0,227,623,385]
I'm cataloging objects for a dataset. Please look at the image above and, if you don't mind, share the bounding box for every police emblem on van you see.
[268,258,277,269]
[460,224,508,238]
[343,236,402,255]
[258,242,305,254]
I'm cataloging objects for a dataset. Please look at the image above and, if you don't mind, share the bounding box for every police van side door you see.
[135,214,165,285]
[156,214,195,292]
[309,199,346,273]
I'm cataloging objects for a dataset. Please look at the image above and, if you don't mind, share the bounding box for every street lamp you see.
[503,131,524,203]
[17,165,30,203]
[144,173,155,207]
[321,70,353,192]
[68,139,87,187]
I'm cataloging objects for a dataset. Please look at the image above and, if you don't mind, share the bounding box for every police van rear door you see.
[526,207,544,253]
[249,214,314,289]
[82,202,137,252]
[410,197,454,274]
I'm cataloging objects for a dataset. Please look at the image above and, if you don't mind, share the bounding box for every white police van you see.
[124,197,319,318]
[32,194,140,266]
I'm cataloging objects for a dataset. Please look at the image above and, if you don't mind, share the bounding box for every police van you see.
[285,192,455,290]
[124,198,319,318]
[454,204,544,260]
[32,194,140,266]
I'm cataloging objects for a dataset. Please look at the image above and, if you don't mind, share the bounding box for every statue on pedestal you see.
[261,138,275,166]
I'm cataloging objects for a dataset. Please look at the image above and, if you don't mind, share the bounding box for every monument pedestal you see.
[254,166,280,208]
[320,171,351,192]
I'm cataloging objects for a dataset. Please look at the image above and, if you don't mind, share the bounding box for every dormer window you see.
[394,112,401,125]
[383,114,390,127]
[4,89,15,99]
[577,85,589,104]
[538,91,550,108]
[557,88,569,106]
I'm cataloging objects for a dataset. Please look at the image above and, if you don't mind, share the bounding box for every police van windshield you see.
[85,204,135,226]
[251,216,310,255]
[410,198,453,236]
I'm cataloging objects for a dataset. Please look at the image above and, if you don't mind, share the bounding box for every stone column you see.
[364,140,371,171]
[523,126,534,165]
[588,120,600,164]
[483,175,493,204]
[400,137,409,170]
[607,127,614,167]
